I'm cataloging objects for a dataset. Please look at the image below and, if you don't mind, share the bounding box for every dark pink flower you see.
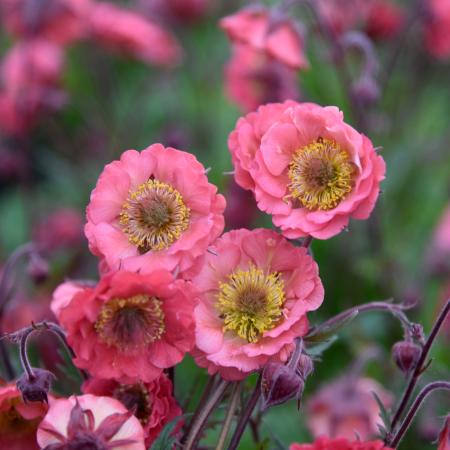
[55,270,197,383]
[88,2,182,66]
[37,394,145,449]
[83,374,182,447]
[438,416,450,450]
[290,437,394,450]
[146,0,211,23]
[225,44,299,112]
[220,6,308,70]
[365,0,405,40]
[192,228,324,380]
[424,0,450,59]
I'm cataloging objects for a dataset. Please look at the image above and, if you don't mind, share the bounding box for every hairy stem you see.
[216,382,242,450]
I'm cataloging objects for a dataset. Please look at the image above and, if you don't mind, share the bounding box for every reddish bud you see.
[297,353,314,380]
[392,341,421,376]
[16,368,55,403]
[261,362,304,411]
[27,252,49,284]
[351,75,380,106]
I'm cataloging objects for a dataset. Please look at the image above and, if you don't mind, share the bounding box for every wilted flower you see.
[16,368,55,403]
[228,101,385,239]
[54,270,197,383]
[0,383,48,449]
[36,394,145,449]
[83,373,182,447]
[85,144,225,278]
[220,6,308,70]
[392,340,421,376]
[224,44,299,112]
[192,228,324,380]
[307,376,392,441]
[290,437,394,450]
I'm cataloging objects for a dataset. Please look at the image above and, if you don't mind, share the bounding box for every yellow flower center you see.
[119,179,190,252]
[95,295,165,351]
[287,137,355,211]
[216,265,285,343]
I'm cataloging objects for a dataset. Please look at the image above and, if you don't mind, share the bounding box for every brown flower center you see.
[114,383,152,425]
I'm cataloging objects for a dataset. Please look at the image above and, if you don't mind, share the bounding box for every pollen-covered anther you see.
[119,179,190,252]
[216,265,285,343]
[286,137,356,211]
[95,295,165,351]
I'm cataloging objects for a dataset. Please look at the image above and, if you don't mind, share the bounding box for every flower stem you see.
[19,328,35,380]
[183,378,229,450]
[228,374,262,450]
[387,298,450,442]
[216,381,242,450]
[390,381,450,448]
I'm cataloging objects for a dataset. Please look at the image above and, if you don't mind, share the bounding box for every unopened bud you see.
[16,368,55,403]
[297,353,314,380]
[392,341,421,376]
[27,253,49,284]
[410,323,425,344]
[261,362,304,411]
[351,76,380,106]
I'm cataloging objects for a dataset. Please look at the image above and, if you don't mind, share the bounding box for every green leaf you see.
[372,391,391,433]
[148,414,190,450]
[305,310,359,344]
[306,335,339,357]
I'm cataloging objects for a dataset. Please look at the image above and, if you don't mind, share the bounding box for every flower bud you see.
[351,75,380,107]
[392,341,421,376]
[261,362,304,411]
[27,253,50,284]
[410,323,425,344]
[297,353,314,380]
[16,368,55,403]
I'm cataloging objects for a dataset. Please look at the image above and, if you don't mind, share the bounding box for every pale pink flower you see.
[192,228,324,380]
[88,2,182,66]
[37,394,145,449]
[85,144,225,278]
[56,270,197,383]
[220,6,309,70]
[228,101,385,239]
[83,374,182,447]
[225,44,299,113]
[424,0,450,59]
[307,376,392,441]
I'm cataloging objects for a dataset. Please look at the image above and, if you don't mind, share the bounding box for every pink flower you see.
[85,144,225,278]
[220,6,308,70]
[83,373,182,447]
[228,101,385,239]
[424,0,450,59]
[0,0,90,45]
[433,204,450,254]
[365,0,405,40]
[56,270,197,383]
[306,376,392,441]
[225,44,299,113]
[88,2,182,66]
[0,383,48,450]
[147,0,211,23]
[192,228,324,380]
[290,437,394,450]
[37,394,145,449]
[438,416,450,450]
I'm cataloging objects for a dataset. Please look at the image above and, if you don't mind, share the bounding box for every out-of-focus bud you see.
[438,415,450,450]
[27,252,50,284]
[224,179,258,230]
[392,340,421,376]
[351,75,380,107]
[16,368,55,403]
[410,323,425,344]
[297,353,314,380]
[261,362,304,411]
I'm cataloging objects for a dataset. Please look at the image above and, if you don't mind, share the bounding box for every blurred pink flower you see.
[366,0,405,40]
[224,178,258,230]
[85,144,225,278]
[87,2,182,66]
[55,270,197,383]
[83,374,182,447]
[0,383,48,450]
[290,437,394,450]
[146,0,211,23]
[306,376,392,441]
[425,0,450,59]
[433,205,450,253]
[37,394,145,449]
[33,208,84,253]
[0,0,90,44]
[225,44,299,112]
[228,101,385,239]
[438,416,450,450]
[192,228,324,380]
[220,6,309,70]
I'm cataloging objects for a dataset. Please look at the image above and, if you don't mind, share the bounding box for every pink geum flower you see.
[290,437,394,450]
[306,376,392,441]
[87,2,182,66]
[438,416,450,450]
[192,228,324,380]
[224,44,299,113]
[83,374,182,447]
[365,0,405,40]
[37,394,145,449]
[424,0,450,59]
[85,144,225,278]
[0,0,90,45]
[220,6,308,70]
[0,383,48,450]
[228,101,385,239]
[54,270,197,383]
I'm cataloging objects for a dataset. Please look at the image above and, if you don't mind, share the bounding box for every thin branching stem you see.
[216,381,242,450]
